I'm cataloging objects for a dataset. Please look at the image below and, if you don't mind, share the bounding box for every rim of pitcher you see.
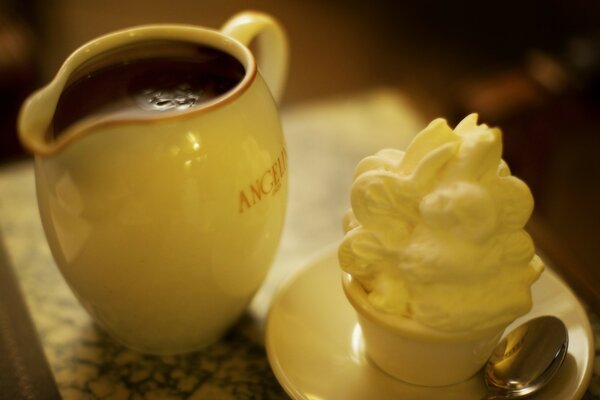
[28,24,258,156]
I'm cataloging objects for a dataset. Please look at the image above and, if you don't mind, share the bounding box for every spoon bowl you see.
[483,315,568,399]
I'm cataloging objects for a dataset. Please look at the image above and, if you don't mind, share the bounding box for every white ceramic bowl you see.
[342,272,506,387]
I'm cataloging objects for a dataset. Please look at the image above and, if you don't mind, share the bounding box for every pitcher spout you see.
[18,80,65,156]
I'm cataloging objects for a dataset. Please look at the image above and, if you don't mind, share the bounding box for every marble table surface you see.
[0,90,598,399]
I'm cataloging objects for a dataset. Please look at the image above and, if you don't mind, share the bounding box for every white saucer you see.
[266,246,595,400]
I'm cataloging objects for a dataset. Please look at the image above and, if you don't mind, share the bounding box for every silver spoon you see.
[482,315,568,400]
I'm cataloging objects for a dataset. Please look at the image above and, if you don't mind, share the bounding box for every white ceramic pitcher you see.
[18,11,289,354]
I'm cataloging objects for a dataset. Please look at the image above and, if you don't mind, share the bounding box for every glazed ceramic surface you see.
[266,247,594,400]
[18,12,289,354]
[343,273,505,386]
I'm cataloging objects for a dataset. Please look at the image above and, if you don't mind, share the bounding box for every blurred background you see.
[1,0,599,306]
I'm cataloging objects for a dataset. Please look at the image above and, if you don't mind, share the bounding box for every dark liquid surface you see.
[52,41,245,139]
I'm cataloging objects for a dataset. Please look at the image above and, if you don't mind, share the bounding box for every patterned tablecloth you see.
[0,90,598,399]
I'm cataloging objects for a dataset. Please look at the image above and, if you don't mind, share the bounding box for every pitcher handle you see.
[221,11,288,104]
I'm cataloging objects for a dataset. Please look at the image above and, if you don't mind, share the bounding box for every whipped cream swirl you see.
[339,114,544,332]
